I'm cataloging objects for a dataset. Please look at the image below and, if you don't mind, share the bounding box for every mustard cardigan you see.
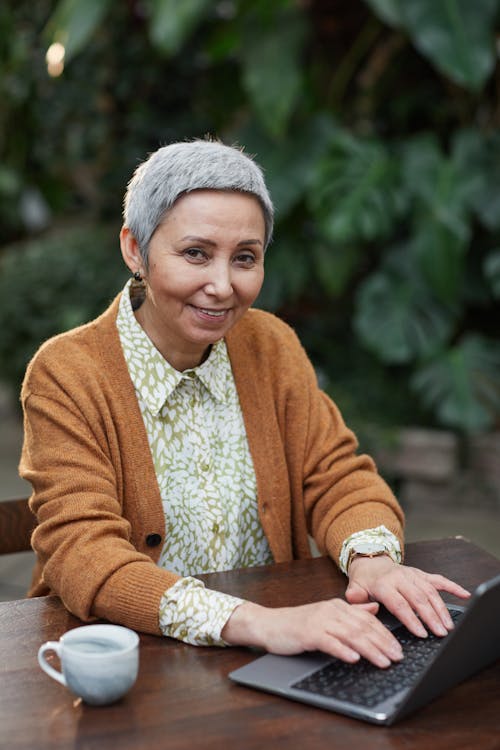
[20,295,404,635]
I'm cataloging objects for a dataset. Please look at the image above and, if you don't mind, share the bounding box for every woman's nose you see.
[204,262,233,298]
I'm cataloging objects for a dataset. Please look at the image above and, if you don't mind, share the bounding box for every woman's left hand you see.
[345,555,470,638]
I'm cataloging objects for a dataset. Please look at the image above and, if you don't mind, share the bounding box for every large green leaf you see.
[452,129,500,231]
[149,0,213,56]
[43,0,112,62]
[354,252,456,364]
[364,0,402,26]
[411,335,500,432]
[312,242,361,298]
[401,135,470,238]
[257,230,311,310]
[240,8,307,137]
[366,0,498,91]
[411,223,467,307]
[400,136,471,304]
[232,114,336,218]
[0,224,127,393]
[310,130,405,245]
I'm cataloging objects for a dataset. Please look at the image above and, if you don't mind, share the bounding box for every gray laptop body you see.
[229,572,500,725]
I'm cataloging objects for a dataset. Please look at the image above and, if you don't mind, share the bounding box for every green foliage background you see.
[1,0,499,439]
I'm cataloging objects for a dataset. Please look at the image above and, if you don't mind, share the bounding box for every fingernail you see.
[378,655,391,668]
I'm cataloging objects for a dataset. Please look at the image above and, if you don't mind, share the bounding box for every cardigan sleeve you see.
[299,360,405,563]
[20,367,180,635]
[227,309,405,567]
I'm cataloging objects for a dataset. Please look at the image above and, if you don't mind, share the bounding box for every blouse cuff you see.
[158,576,244,646]
[339,525,402,575]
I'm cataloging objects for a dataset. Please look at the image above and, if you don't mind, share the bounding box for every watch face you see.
[352,541,386,555]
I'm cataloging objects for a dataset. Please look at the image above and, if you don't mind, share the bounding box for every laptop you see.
[229,572,500,725]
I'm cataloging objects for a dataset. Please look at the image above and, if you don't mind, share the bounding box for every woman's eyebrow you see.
[237,238,263,247]
[180,235,216,246]
[180,235,263,247]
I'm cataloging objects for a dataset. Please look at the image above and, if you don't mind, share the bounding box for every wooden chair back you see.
[0,497,35,555]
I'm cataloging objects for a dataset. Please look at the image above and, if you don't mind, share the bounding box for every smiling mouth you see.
[196,307,227,317]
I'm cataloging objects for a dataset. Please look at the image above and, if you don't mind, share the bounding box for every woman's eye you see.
[234,252,256,266]
[183,247,206,261]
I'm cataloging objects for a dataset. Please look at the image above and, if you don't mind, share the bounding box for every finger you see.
[356,602,380,615]
[380,589,429,638]
[393,571,467,636]
[366,568,459,637]
[320,623,391,668]
[403,577,462,636]
[345,581,370,604]
[331,628,402,669]
[401,583,450,636]
[318,634,361,664]
[423,573,470,599]
[326,605,403,668]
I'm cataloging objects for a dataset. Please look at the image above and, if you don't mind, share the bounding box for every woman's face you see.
[122,189,266,371]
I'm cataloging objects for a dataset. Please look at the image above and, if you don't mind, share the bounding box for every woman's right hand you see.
[221,599,404,668]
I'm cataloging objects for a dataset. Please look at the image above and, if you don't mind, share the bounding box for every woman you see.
[20,139,468,669]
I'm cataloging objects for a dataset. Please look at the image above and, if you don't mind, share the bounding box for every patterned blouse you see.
[116,281,401,646]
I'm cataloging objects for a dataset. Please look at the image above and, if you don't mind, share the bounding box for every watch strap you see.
[346,547,391,572]
[339,525,402,575]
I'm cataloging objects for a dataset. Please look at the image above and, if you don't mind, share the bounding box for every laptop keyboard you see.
[292,609,463,708]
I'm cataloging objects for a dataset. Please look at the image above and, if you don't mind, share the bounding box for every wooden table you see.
[1,538,500,750]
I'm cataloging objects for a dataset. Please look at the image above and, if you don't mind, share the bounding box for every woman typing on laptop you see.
[20,140,469,670]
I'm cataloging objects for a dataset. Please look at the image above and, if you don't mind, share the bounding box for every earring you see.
[130,269,146,311]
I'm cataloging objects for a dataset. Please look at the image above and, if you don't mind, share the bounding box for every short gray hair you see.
[123,139,274,265]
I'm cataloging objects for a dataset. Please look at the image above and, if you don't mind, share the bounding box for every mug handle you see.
[38,641,67,687]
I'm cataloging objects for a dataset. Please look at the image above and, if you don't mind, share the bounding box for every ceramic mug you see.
[38,624,139,705]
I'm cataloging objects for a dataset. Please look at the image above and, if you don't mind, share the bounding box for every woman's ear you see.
[120,226,143,275]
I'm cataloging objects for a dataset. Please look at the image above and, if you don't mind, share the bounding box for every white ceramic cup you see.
[37,624,139,706]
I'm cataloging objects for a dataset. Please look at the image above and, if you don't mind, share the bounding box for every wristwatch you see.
[347,541,390,571]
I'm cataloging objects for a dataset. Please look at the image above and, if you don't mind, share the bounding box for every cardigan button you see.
[145,533,162,548]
